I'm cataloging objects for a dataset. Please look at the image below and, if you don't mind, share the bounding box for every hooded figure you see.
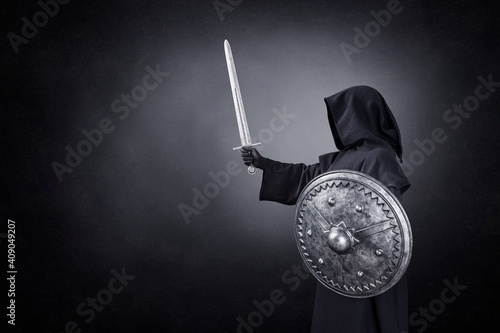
[241,86,410,333]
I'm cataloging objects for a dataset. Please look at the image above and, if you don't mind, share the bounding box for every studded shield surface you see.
[295,170,412,298]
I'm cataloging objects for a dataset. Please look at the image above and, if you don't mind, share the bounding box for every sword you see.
[224,39,261,175]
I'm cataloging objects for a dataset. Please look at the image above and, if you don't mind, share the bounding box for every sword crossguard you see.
[232,142,262,150]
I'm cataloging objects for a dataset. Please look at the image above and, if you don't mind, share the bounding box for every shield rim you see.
[294,169,412,298]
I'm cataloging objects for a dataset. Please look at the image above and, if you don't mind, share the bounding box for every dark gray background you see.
[2,0,499,332]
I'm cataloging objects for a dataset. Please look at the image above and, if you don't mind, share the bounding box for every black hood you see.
[325,86,403,162]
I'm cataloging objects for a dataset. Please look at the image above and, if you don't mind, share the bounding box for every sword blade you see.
[224,40,260,150]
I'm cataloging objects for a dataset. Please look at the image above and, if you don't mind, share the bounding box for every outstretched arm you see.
[240,147,322,205]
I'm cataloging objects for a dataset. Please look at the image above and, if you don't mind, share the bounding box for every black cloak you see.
[258,86,410,333]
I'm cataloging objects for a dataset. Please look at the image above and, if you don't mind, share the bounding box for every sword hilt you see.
[234,142,262,176]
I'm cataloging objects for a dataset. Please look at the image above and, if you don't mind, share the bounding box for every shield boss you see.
[295,170,412,298]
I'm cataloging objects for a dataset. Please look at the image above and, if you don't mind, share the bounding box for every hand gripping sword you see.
[224,40,261,175]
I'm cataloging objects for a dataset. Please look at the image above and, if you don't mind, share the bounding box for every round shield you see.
[295,170,412,298]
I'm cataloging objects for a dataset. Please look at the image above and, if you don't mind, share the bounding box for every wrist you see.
[258,157,270,170]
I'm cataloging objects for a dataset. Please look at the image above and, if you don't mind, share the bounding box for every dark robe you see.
[258,86,410,333]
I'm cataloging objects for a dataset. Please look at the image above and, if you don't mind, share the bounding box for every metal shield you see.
[295,170,412,298]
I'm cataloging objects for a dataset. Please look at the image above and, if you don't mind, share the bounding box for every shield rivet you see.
[307,229,312,236]
[375,249,383,256]
[318,258,324,264]
[357,271,364,278]
[355,205,363,212]
[328,197,336,206]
